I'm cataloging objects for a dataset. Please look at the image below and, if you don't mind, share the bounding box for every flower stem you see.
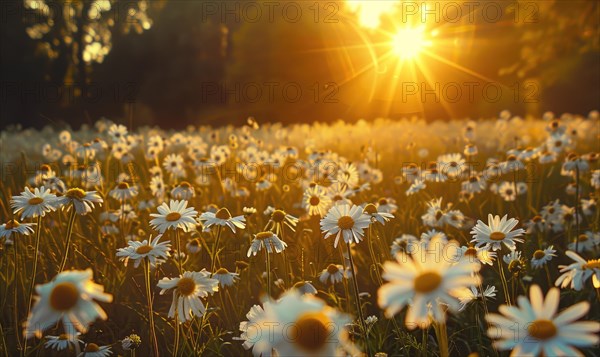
[496,255,511,306]
[575,166,581,252]
[265,249,272,298]
[209,226,223,276]
[23,216,42,355]
[58,206,77,273]
[433,322,449,357]
[175,229,183,274]
[346,242,370,357]
[144,259,159,357]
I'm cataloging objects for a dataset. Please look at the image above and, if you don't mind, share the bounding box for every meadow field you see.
[0,112,599,356]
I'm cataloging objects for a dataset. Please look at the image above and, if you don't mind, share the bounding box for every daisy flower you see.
[457,245,496,266]
[58,188,103,215]
[437,153,465,178]
[11,186,58,219]
[421,197,446,228]
[199,207,246,233]
[264,208,298,235]
[390,234,418,257]
[555,251,600,290]
[78,343,112,357]
[157,270,219,323]
[24,269,113,338]
[486,285,599,356]
[376,197,398,214]
[150,200,198,233]
[470,214,525,251]
[531,246,556,269]
[171,181,195,200]
[0,219,36,239]
[238,290,357,356]
[462,174,487,194]
[109,182,138,201]
[45,333,83,351]
[121,334,141,351]
[363,203,394,225]
[320,204,371,248]
[212,268,240,287]
[292,281,318,295]
[458,285,497,311]
[406,179,426,196]
[247,231,288,257]
[302,185,331,216]
[319,264,348,285]
[116,234,171,268]
[378,238,481,328]
[568,231,599,253]
[108,123,128,142]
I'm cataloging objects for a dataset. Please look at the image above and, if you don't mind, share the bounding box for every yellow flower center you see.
[256,232,273,240]
[5,220,20,230]
[179,181,191,188]
[85,343,100,352]
[337,216,355,230]
[28,197,44,205]
[532,215,542,223]
[177,277,196,296]
[413,271,442,294]
[378,198,388,205]
[117,182,129,189]
[527,319,557,340]
[49,282,79,311]
[58,334,69,340]
[489,232,506,241]
[578,234,588,242]
[464,247,478,257]
[271,210,286,222]
[533,250,545,259]
[326,264,339,274]
[583,260,600,270]
[309,196,320,206]
[65,188,86,200]
[41,164,52,172]
[363,204,377,215]
[166,212,182,222]
[136,245,153,254]
[215,208,232,220]
[215,268,229,275]
[294,312,330,352]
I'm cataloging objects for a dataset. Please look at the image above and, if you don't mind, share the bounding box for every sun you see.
[391,26,432,60]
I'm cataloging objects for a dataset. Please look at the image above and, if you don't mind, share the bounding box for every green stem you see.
[209,226,223,276]
[346,242,370,357]
[23,216,42,356]
[58,206,77,273]
[144,259,159,357]
[174,229,183,274]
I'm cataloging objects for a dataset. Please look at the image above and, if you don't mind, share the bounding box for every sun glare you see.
[391,27,431,60]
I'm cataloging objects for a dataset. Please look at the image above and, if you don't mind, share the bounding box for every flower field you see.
[1,112,599,356]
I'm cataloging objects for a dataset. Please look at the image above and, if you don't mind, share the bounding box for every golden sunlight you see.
[391,26,432,60]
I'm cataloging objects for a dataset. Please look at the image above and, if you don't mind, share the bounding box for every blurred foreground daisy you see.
[150,199,198,233]
[378,238,481,328]
[486,285,599,356]
[238,291,358,356]
[25,269,113,338]
[157,270,219,323]
[470,214,525,251]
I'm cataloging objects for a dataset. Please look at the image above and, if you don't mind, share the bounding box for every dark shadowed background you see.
[1,0,598,129]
